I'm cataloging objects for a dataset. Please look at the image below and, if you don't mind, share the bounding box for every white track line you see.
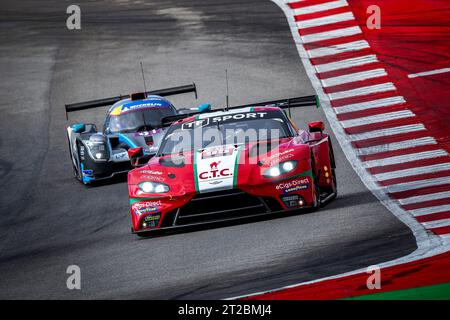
[329,82,396,100]
[363,149,448,169]
[315,54,378,73]
[340,110,415,128]
[302,26,361,43]
[349,124,425,142]
[293,0,348,16]
[422,217,450,228]
[357,137,437,156]
[334,96,406,114]
[307,40,369,58]
[384,176,450,194]
[374,163,450,182]
[297,12,354,29]
[399,191,450,205]
[321,68,387,87]
[408,67,450,79]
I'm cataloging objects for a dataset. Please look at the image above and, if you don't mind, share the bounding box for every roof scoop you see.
[131,92,146,101]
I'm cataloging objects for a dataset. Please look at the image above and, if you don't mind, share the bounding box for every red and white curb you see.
[277,0,450,241]
[229,0,450,300]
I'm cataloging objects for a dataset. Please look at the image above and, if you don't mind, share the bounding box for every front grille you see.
[173,189,282,226]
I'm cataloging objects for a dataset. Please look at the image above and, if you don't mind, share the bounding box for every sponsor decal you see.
[129,197,164,205]
[209,112,268,123]
[284,184,308,193]
[142,213,161,228]
[82,169,93,176]
[112,151,128,161]
[281,195,299,202]
[140,175,165,182]
[139,170,165,182]
[111,101,170,116]
[280,194,301,208]
[199,168,232,180]
[121,101,167,112]
[198,159,232,181]
[139,170,163,175]
[134,129,162,137]
[276,178,310,194]
[132,200,162,210]
[201,146,234,159]
[183,112,268,129]
[135,207,158,215]
[210,161,220,169]
[194,145,241,193]
[268,148,295,165]
[135,131,151,137]
[182,118,209,130]
[132,200,162,216]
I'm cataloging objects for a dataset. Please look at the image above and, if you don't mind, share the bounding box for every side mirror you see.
[71,123,97,134]
[197,103,211,113]
[128,147,144,167]
[128,147,143,158]
[177,103,211,115]
[71,123,86,133]
[308,121,325,133]
[186,103,211,113]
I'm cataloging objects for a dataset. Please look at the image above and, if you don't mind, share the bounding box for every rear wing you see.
[65,83,197,120]
[233,95,319,111]
[161,95,319,127]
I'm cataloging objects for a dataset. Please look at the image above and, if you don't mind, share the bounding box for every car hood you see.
[128,137,310,195]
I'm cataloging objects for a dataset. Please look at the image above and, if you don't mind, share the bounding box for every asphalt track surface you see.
[0,0,417,299]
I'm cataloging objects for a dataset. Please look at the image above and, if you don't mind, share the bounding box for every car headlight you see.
[85,141,107,160]
[138,181,170,194]
[263,161,297,178]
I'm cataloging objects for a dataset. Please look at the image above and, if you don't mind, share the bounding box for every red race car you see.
[127,95,337,236]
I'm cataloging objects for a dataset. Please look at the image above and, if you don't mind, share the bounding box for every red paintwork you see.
[243,250,450,300]
[127,147,142,158]
[347,0,450,153]
[127,108,336,232]
[308,121,325,132]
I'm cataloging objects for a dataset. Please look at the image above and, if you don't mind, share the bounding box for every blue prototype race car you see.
[65,84,208,184]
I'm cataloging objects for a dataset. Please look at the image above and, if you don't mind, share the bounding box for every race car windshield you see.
[158,114,291,156]
[107,108,175,133]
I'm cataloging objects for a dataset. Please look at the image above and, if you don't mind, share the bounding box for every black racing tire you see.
[312,180,321,209]
[329,167,337,200]
[328,146,337,200]
[67,135,82,182]
[310,152,321,209]
[73,162,82,182]
[73,141,84,184]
